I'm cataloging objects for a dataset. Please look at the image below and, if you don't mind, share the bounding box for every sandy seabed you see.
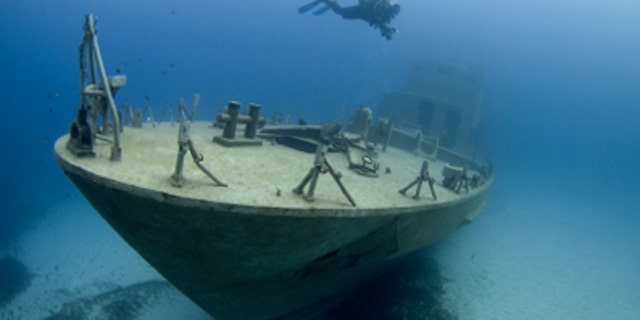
[434,179,640,320]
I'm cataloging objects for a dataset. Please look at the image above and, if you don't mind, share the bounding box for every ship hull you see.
[56,151,490,320]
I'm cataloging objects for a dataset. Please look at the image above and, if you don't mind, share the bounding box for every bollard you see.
[214,101,265,147]
[222,101,241,139]
[245,104,261,139]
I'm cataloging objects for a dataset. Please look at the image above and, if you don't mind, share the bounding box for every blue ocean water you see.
[1,0,639,319]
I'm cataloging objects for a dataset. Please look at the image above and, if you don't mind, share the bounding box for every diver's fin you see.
[298,0,322,14]
[312,5,331,16]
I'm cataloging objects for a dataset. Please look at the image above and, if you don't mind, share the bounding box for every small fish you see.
[144,95,150,101]
[116,68,121,74]
[48,107,53,112]
[161,70,166,75]
[170,10,176,15]
[168,63,174,68]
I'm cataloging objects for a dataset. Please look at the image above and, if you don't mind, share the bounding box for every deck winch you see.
[442,163,469,194]
[67,14,125,161]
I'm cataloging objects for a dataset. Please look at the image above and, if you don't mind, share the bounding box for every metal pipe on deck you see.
[86,14,122,160]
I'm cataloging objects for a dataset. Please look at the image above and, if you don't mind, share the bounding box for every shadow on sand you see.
[326,249,456,320]
[0,256,32,308]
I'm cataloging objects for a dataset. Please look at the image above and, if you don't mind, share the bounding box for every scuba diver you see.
[299,0,401,40]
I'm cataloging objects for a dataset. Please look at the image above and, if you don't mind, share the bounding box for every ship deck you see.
[54,122,487,217]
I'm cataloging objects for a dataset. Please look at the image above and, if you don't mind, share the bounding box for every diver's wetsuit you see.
[299,0,400,40]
